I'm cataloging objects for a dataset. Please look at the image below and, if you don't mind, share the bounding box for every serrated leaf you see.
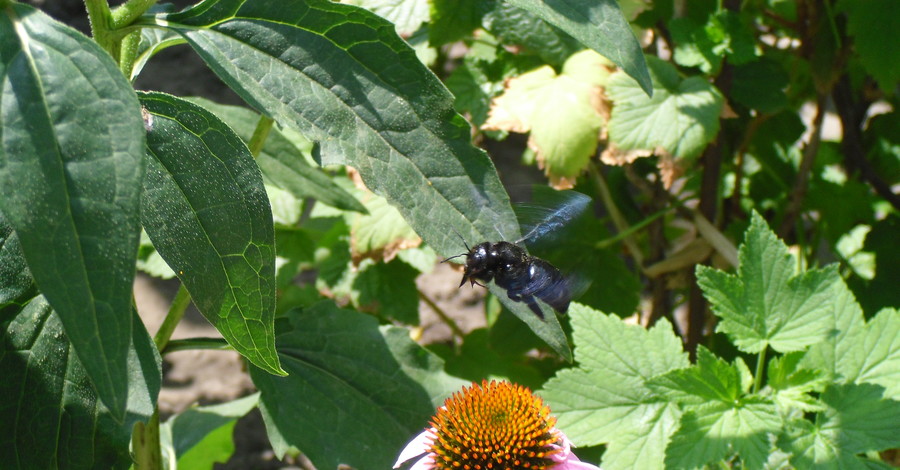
[139,92,284,376]
[665,399,781,470]
[840,0,900,93]
[152,0,572,356]
[696,211,837,353]
[160,393,259,468]
[185,97,366,213]
[250,301,466,470]
[780,383,900,468]
[540,304,689,469]
[505,0,652,95]
[606,56,723,160]
[483,50,610,186]
[766,351,828,413]
[647,346,743,405]
[0,4,145,420]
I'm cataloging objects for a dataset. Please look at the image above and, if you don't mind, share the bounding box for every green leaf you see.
[804,300,900,400]
[0,4,146,420]
[505,0,652,95]
[349,189,420,263]
[541,304,689,469]
[346,0,430,36]
[152,0,572,355]
[440,328,546,389]
[429,0,483,46]
[670,11,758,74]
[766,352,828,413]
[482,50,610,186]
[250,301,467,470]
[0,224,160,469]
[840,0,900,93]
[730,58,789,113]
[130,26,184,81]
[139,92,284,376]
[154,0,518,250]
[647,346,743,405]
[482,2,583,67]
[606,56,723,160]
[185,97,366,213]
[160,394,259,469]
[665,399,781,470]
[696,211,837,353]
[353,258,421,324]
[780,383,900,468]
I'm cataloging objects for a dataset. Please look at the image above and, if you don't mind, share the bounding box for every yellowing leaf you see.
[483,50,612,187]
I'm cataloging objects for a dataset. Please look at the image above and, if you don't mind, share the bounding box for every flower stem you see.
[118,30,141,79]
[153,284,191,352]
[84,0,116,56]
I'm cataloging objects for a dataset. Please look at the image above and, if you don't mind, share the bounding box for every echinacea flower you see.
[394,380,600,470]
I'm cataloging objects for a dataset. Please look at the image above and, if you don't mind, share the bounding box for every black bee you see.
[443,240,571,319]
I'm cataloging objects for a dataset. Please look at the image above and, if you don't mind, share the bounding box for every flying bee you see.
[443,189,592,319]
[442,240,571,318]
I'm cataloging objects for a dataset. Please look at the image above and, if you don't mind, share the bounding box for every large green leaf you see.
[0,218,161,469]
[696,211,837,353]
[148,0,571,357]
[0,3,146,420]
[505,0,652,95]
[250,301,468,470]
[606,56,723,160]
[541,304,689,469]
[160,393,259,469]
[184,97,366,213]
[139,92,284,376]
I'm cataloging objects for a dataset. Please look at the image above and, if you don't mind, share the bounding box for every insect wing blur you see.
[444,189,592,319]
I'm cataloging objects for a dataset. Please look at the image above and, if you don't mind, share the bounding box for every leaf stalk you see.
[153,283,191,352]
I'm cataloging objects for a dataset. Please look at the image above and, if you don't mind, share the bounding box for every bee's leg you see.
[523,296,544,319]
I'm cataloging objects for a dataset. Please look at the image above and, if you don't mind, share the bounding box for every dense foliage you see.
[0,0,897,469]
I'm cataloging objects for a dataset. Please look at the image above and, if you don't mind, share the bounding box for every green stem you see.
[596,206,673,249]
[84,0,116,56]
[153,284,191,352]
[131,409,162,470]
[248,115,275,158]
[753,347,767,394]
[162,337,231,354]
[110,0,158,29]
[588,162,644,267]
[118,30,141,79]
[418,289,464,339]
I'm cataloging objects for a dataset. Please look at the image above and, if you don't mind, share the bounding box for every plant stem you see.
[418,289,465,339]
[753,347,767,394]
[588,162,644,267]
[110,0,158,29]
[84,0,116,56]
[162,337,231,354]
[118,30,141,79]
[595,206,673,249]
[153,284,191,352]
[131,409,162,470]
[248,115,275,158]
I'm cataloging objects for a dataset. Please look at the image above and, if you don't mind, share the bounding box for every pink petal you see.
[548,429,602,469]
[409,454,436,470]
[394,429,435,468]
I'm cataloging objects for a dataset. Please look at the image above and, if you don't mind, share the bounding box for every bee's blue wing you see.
[514,187,593,247]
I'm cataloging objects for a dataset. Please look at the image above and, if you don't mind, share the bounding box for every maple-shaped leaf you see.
[605,56,723,163]
[540,304,689,469]
[483,50,613,188]
[696,212,837,353]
